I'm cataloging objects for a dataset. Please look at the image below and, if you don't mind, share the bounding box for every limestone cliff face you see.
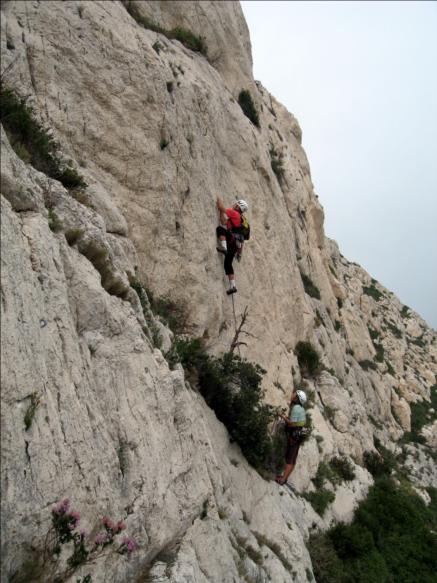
[1,2,436,582]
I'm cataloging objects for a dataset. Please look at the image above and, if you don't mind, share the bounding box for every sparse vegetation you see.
[125,3,207,55]
[238,89,260,127]
[300,272,321,300]
[172,338,276,469]
[24,392,41,430]
[374,343,385,363]
[358,359,377,371]
[303,489,335,516]
[309,475,437,583]
[385,360,396,376]
[0,84,86,189]
[10,499,138,583]
[410,334,426,348]
[329,457,356,482]
[386,321,403,339]
[64,228,84,246]
[130,281,163,349]
[401,305,410,318]
[160,138,169,150]
[48,209,63,232]
[269,145,284,181]
[146,289,187,336]
[362,284,383,302]
[71,188,94,208]
[253,532,293,571]
[401,385,437,444]
[368,326,380,341]
[152,40,163,54]
[295,341,321,377]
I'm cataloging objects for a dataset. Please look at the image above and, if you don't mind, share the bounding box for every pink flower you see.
[102,516,116,531]
[114,520,126,533]
[94,531,109,545]
[121,536,139,555]
[53,498,70,515]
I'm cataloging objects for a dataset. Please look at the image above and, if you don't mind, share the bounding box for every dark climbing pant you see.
[285,437,301,465]
[216,226,236,275]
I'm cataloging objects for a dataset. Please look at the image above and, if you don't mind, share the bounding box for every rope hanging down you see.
[231,293,241,357]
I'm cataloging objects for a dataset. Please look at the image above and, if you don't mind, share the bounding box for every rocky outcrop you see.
[1,1,436,581]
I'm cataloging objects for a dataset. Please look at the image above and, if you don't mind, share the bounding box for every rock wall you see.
[1,1,436,582]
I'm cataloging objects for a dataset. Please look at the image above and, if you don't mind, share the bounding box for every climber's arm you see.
[216,197,228,224]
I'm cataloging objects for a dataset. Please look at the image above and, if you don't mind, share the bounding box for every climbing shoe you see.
[226,287,237,295]
[216,246,227,255]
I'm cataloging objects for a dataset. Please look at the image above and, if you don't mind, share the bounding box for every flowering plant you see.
[26,498,140,583]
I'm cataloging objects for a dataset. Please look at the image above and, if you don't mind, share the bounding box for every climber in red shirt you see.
[216,197,249,295]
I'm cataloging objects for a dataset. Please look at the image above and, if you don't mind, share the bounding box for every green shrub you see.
[386,321,403,339]
[410,334,425,348]
[374,343,384,363]
[238,90,260,127]
[362,284,383,302]
[300,272,321,299]
[363,441,397,478]
[385,360,395,376]
[368,327,380,341]
[358,360,377,371]
[401,305,410,318]
[80,241,108,269]
[295,341,321,377]
[170,27,207,55]
[329,457,355,481]
[308,532,345,583]
[0,84,86,189]
[309,477,437,583]
[174,339,274,469]
[160,138,169,150]
[303,489,335,516]
[48,209,63,232]
[334,320,341,332]
[64,228,84,246]
[401,385,437,444]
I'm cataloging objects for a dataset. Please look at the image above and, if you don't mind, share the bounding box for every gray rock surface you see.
[1,1,436,582]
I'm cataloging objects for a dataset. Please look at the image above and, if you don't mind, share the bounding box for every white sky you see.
[241,0,437,329]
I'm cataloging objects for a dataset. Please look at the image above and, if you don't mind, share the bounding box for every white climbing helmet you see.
[236,199,249,213]
[296,390,307,406]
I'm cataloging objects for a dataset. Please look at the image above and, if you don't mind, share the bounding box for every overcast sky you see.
[241,1,437,330]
